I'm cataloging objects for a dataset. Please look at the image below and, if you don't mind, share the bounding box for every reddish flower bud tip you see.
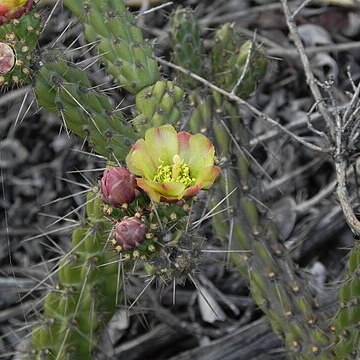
[0,43,15,75]
[100,167,139,207]
[114,217,147,251]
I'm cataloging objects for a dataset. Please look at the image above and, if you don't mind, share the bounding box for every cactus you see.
[4,1,360,359]
[211,23,266,99]
[0,9,41,86]
[169,7,204,88]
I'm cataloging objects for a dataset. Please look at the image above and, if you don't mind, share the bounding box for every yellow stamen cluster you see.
[153,155,195,187]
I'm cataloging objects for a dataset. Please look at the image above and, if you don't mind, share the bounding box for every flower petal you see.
[126,139,157,179]
[145,125,178,166]
[177,131,191,162]
[136,178,186,202]
[186,134,216,178]
[181,184,202,199]
[195,165,221,189]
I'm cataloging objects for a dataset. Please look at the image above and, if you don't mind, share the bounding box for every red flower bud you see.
[114,217,147,250]
[100,167,139,207]
[0,43,15,75]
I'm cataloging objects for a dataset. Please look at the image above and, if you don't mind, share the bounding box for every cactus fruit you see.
[169,7,204,88]
[64,0,159,94]
[0,0,33,25]
[113,216,147,251]
[0,9,41,86]
[100,167,140,207]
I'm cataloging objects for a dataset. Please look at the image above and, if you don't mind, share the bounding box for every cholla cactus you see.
[13,1,360,359]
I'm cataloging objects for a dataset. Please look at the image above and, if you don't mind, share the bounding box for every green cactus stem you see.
[131,80,184,134]
[35,51,138,162]
[169,7,204,88]
[211,23,267,99]
[0,10,41,87]
[64,0,160,94]
[331,241,360,359]
[212,100,334,359]
[28,191,121,360]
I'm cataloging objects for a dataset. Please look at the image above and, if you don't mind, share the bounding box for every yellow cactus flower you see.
[126,125,221,203]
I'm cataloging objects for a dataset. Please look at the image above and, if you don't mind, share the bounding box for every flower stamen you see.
[153,155,195,187]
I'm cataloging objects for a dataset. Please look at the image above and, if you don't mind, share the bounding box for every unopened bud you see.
[114,216,147,250]
[0,42,15,75]
[100,167,139,207]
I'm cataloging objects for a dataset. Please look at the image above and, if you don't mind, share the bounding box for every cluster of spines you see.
[0,9,41,86]
[35,51,138,162]
[64,0,159,94]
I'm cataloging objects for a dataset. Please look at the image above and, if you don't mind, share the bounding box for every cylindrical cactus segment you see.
[35,51,138,162]
[204,98,334,358]
[131,80,185,133]
[0,10,42,86]
[29,192,121,360]
[211,23,267,99]
[64,0,160,94]
[331,242,360,359]
[169,7,204,88]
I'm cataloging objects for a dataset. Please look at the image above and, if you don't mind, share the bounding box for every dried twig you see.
[155,57,331,154]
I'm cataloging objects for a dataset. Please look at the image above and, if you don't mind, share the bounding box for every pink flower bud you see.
[114,217,147,250]
[100,167,139,207]
[0,43,15,75]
